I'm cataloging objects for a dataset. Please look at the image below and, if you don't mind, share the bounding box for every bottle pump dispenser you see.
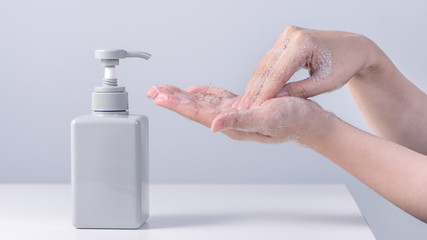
[71,49,151,229]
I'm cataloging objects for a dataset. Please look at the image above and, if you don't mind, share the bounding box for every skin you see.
[146,84,328,144]
[146,26,427,223]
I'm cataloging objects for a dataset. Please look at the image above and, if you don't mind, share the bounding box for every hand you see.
[146,84,237,128]
[235,26,379,108]
[146,84,330,144]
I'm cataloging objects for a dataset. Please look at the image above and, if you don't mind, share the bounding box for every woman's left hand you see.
[146,84,330,145]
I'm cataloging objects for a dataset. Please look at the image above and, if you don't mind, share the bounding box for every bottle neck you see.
[91,91,129,112]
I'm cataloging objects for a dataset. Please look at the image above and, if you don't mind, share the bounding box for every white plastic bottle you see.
[71,49,151,229]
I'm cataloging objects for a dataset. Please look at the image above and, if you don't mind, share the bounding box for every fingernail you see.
[147,91,159,99]
[146,86,160,99]
[154,94,168,104]
[276,91,289,97]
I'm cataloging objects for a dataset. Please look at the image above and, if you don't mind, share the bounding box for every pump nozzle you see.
[95,49,151,61]
[123,51,152,60]
[92,49,151,112]
[94,49,151,85]
[94,49,151,87]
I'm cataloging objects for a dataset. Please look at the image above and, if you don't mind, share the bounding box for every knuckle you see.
[292,31,312,46]
[280,26,299,40]
[292,30,304,43]
[284,25,299,35]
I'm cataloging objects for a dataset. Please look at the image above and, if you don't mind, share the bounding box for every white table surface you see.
[0,184,375,240]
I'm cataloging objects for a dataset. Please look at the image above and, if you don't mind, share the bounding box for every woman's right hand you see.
[235,26,382,109]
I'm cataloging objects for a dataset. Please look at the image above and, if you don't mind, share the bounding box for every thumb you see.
[278,76,330,98]
[211,109,260,133]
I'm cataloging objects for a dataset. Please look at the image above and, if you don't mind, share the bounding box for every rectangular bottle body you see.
[71,114,149,229]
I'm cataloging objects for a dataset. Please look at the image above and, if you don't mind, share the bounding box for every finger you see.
[279,74,333,98]
[147,84,177,97]
[211,108,265,133]
[158,84,187,94]
[154,94,213,127]
[153,84,196,100]
[232,29,294,109]
[238,41,306,108]
[147,84,181,99]
[250,46,308,106]
[146,86,159,99]
[187,85,237,98]
[233,48,275,108]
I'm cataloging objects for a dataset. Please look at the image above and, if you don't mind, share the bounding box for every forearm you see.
[308,115,427,222]
[346,38,427,154]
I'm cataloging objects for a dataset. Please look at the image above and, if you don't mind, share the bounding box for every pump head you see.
[92,49,151,112]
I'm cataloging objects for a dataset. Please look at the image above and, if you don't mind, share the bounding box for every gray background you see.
[1,0,426,239]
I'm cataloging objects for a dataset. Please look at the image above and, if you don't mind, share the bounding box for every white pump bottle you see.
[71,49,150,229]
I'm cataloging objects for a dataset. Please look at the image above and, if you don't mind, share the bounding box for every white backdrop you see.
[1,0,426,239]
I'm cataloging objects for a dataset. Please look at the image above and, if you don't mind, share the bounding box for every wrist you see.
[297,109,338,149]
[352,35,391,82]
